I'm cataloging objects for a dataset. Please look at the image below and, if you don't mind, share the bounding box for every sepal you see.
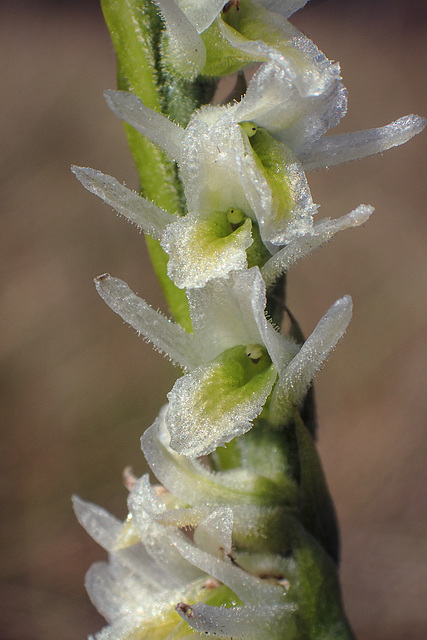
[269,296,353,425]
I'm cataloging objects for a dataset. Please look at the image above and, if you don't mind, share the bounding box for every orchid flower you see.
[73,472,295,640]
[100,75,424,288]
[95,266,352,457]
[140,407,300,553]
[154,0,340,99]
[70,66,361,291]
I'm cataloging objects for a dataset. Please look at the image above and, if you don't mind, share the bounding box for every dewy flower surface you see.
[84,66,423,288]
[73,461,295,640]
[74,0,426,639]
[95,267,352,457]
[153,0,340,89]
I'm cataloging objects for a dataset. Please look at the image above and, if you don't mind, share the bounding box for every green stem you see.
[101,0,196,331]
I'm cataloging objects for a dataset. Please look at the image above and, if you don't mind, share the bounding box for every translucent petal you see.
[94,275,199,370]
[171,531,286,606]
[300,114,427,170]
[193,509,234,558]
[232,62,347,155]
[160,210,252,289]
[181,107,318,247]
[71,166,175,240]
[136,479,234,558]
[237,127,316,245]
[165,345,277,457]
[188,267,299,379]
[153,0,206,79]
[218,1,340,97]
[263,0,309,17]
[141,418,290,507]
[105,90,184,162]
[261,205,374,286]
[129,477,205,585]
[85,562,152,623]
[176,0,228,33]
[176,601,296,640]
[180,111,257,218]
[187,268,268,363]
[270,296,353,424]
[72,495,122,551]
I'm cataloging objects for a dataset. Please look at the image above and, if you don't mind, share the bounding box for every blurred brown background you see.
[1,0,426,638]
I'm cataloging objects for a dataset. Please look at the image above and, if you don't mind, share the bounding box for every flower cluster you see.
[74,0,425,639]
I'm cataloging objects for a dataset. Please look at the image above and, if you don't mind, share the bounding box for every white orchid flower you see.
[95,267,352,457]
[73,472,295,640]
[72,493,206,640]
[72,161,371,291]
[102,81,424,288]
[154,0,339,101]
[68,70,351,290]
[141,408,300,552]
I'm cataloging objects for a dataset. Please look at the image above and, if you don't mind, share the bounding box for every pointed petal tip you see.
[94,273,111,284]
[104,88,133,109]
[71,165,100,190]
[333,294,353,322]
[71,165,102,189]
[104,89,147,124]
[353,204,374,222]
[71,493,83,512]
[404,113,427,132]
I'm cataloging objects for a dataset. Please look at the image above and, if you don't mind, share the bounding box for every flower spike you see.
[74,2,426,639]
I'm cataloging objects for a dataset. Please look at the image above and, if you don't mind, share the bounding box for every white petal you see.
[71,166,175,240]
[105,90,184,162]
[271,296,353,424]
[129,477,205,585]
[235,130,316,246]
[300,114,427,171]
[237,268,299,377]
[86,560,198,635]
[165,353,277,457]
[89,617,150,640]
[182,106,318,247]
[232,62,347,155]
[153,0,206,78]
[218,7,340,98]
[176,0,228,33]
[160,210,252,289]
[261,205,374,286]
[141,419,283,508]
[95,274,199,369]
[94,275,199,370]
[176,601,295,640]
[187,268,266,362]
[72,495,122,551]
[171,532,285,606]
[180,111,256,217]
[258,0,309,18]
[85,562,146,623]
[187,268,298,377]
[193,508,234,558]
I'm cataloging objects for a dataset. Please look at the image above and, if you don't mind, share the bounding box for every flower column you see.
[73,1,425,639]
